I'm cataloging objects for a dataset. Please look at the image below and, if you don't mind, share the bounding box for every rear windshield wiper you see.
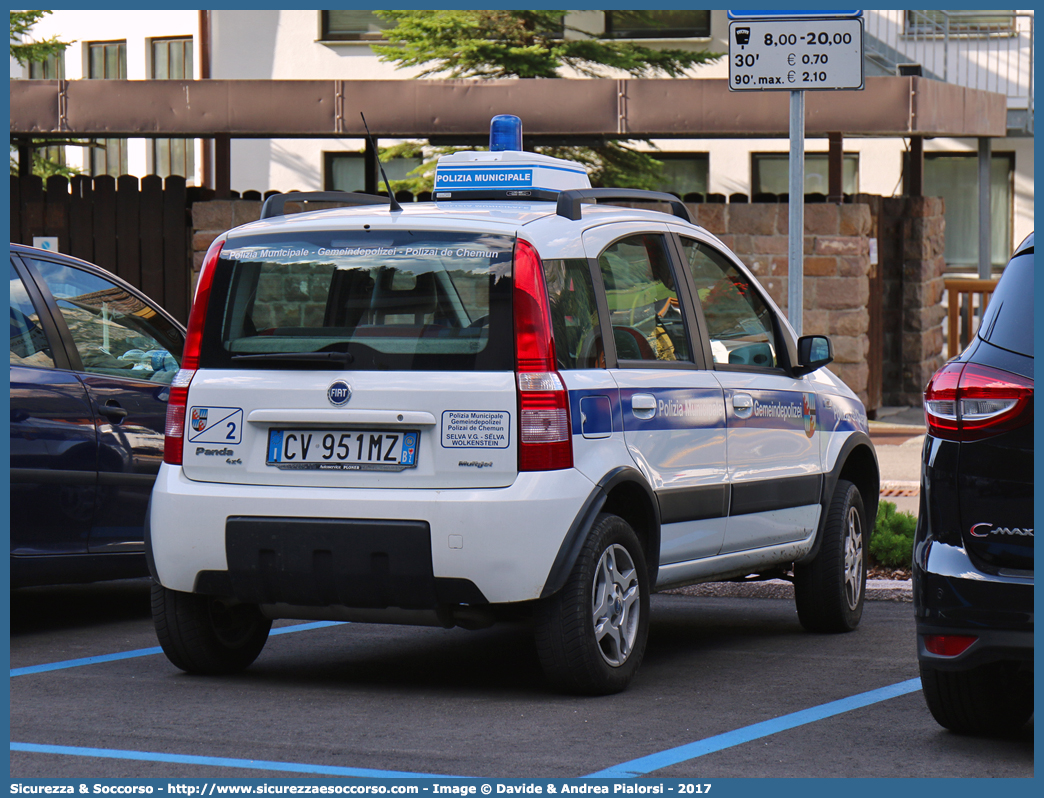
[231,351,354,366]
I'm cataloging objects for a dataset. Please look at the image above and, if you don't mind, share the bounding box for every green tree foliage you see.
[10,11,81,178]
[370,10,721,191]
[372,10,718,79]
[9,10,68,66]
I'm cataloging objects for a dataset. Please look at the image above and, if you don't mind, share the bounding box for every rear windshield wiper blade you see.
[231,351,354,365]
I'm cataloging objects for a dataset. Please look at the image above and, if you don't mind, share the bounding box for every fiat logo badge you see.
[328,380,352,406]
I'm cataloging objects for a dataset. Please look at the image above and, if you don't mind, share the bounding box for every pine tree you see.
[10,10,68,66]
[370,10,722,191]
[10,10,81,178]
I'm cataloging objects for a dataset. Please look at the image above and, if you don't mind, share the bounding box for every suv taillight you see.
[513,238,573,471]
[164,238,224,466]
[924,362,1033,442]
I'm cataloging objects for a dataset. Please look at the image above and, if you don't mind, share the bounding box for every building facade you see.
[13,9,1034,271]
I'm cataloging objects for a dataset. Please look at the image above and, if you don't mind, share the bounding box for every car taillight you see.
[513,238,573,471]
[164,238,224,466]
[923,634,977,657]
[163,369,194,465]
[924,362,1033,442]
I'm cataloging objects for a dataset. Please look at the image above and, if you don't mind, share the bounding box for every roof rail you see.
[556,188,693,224]
[260,191,389,220]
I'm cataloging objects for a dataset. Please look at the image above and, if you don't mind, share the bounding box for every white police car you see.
[149,115,879,694]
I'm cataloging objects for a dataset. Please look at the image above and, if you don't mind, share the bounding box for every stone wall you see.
[878,197,947,406]
[686,202,872,403]
[191,199,262,274]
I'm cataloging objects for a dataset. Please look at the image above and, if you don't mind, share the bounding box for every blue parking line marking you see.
[10,742,461,778]
[585,678,923,778]
[10,621,345,677]
[10,647,165,677]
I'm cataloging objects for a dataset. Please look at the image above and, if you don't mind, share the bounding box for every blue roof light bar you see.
[489,115,523,152]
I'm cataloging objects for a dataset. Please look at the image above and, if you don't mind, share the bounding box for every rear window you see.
[200,231,515,371]
[978,250,1033,358]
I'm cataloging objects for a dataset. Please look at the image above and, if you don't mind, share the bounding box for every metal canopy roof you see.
[10,76,1006,140]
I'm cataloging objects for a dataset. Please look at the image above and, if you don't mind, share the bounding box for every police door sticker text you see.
[442,411,511,449]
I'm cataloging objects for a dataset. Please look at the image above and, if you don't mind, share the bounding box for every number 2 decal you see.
[186,407,243,445]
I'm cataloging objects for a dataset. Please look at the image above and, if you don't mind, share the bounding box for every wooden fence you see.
[945,278,998,359]
[10,174,193,323]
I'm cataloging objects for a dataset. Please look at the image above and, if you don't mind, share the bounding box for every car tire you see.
[794,479,867,633]
[535,513,650,695]
[920,660,1033,736]
[152,583,271,674]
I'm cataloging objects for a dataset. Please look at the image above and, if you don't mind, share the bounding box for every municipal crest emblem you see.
[191,407,208,432]
[802,393,817,439]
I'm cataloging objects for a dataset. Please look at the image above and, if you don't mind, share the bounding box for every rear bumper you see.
[913,540,1034,671]
[149,463,595,604]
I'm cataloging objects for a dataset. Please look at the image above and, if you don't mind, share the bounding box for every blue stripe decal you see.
[10,621,345,677]
[584,678,923,778]
[570,389,622,436]
[567,387,862,436]
[9,742,463,779]
[725,388,810,432]
[621,388,726,431]
[820,392,871,434]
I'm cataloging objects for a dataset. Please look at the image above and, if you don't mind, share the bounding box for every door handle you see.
[732,392,754,419]
[631,393,657,420]
[100,401,129,423]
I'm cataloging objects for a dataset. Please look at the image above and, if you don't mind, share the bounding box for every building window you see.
[923,153,1014,269]
[751,153,859,196]
[324,152,422,193]
[151,38,194,180]
[905,10,1016,36]
[87,41,127,177]
[654,154,709,198]
[321,10,395,41]
[28,53,65,170]
[605,11,711,39]
[28,51,64,79]
[88,40,126,79]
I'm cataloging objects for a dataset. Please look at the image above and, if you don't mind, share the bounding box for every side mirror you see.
[794,335,833,377]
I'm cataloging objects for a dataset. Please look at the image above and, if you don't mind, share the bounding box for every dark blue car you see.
[10,244,185,587]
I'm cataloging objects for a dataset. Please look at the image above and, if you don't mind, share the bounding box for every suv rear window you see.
[978,251,1033,358]
[201,231,514,371]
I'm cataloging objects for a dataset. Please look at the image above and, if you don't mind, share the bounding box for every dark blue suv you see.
[916,233,1034,735]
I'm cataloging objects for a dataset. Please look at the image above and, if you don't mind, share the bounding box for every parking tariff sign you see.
[729,18,864,91]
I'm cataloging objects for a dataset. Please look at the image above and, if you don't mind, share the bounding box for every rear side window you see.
[202,231,514,371]
[597,235,691,363]
[543,258,602,370]
[978,251,1033,357]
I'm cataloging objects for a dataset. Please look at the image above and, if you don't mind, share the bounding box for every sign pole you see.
[727,10,866,336]
[788,89,805,335]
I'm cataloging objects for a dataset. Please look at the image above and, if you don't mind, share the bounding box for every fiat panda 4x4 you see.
[149,116,879,694]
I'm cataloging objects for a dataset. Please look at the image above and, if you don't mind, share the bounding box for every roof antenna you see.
[360,112,403,213]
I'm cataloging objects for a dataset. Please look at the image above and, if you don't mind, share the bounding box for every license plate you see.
[267,429,419,471]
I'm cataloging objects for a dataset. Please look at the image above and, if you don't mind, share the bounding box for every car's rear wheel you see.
[535,513,650,695]
[794,479,867,633]
[920,660,1033,735]
[152,583,271,674]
